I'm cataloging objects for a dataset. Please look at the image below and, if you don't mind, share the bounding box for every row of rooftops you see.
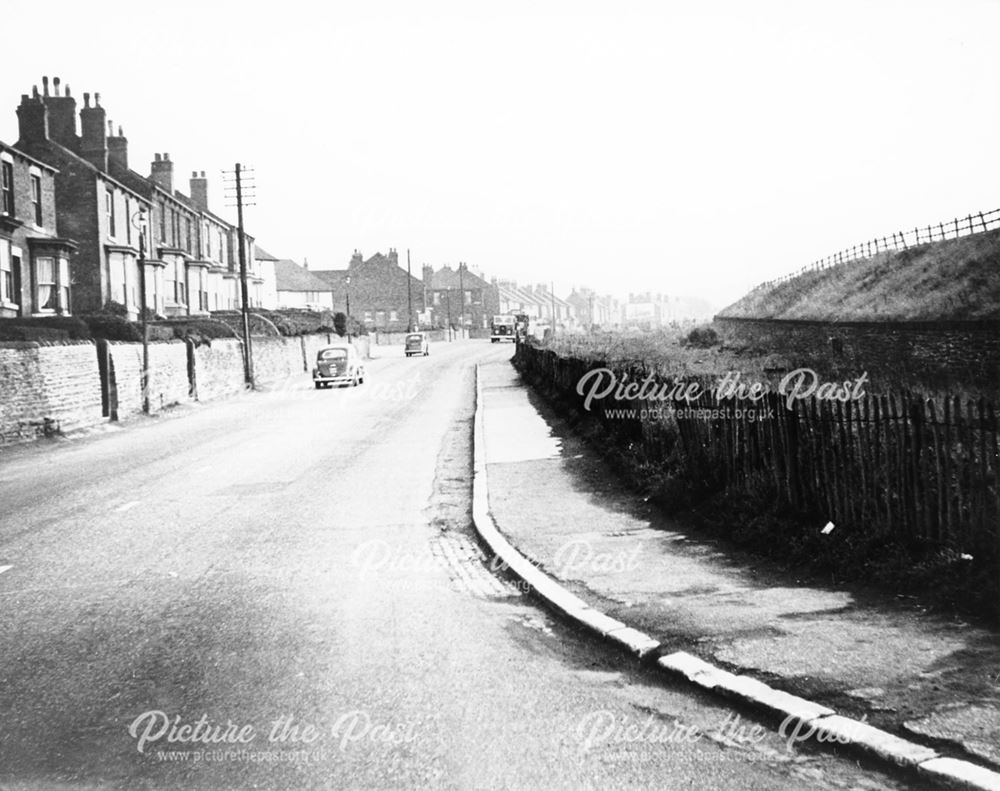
[12,75,249,249]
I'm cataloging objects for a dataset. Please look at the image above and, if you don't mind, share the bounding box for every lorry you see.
[490,314,517,343]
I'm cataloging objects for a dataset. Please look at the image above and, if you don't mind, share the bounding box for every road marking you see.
[0,566,12,576]
[114,501,140,513]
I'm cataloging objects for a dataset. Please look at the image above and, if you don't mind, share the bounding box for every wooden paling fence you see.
[523,347,999,556]
[669,389,1000,553]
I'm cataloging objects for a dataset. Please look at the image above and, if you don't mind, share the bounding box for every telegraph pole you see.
[550,281,557,335]
[223,164,256,387]
[406,248,414,332]
[458,262,465,336]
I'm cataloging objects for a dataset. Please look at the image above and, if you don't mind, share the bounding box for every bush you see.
[684,324,719,348]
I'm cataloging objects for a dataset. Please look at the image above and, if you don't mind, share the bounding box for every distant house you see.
[313,249,424,332]
[497,281,545,318]
[566,287,617,329]
[274,258,334,310]
[421,262,499,330]
[0,138,76,317]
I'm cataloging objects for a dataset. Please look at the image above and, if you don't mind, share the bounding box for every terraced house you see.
[14,80,149,317]
[0,138,75,317]
[12,76,268,320]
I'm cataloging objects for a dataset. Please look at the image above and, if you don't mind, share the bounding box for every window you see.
[35,256,57,311]
[432,292,440,306]
[185,218,192,253]
[105,188,116,238]
[363,310,373,322]
[125,198,131,245]
[375,310,385,324]
[158,203,166,242]
[1,160,13,215]
[174,260,186,304]
[31,174,42,226]
[389,310,398,321]
[0,241,12,303]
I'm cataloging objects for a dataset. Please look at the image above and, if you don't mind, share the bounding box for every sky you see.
[1,0,997,311]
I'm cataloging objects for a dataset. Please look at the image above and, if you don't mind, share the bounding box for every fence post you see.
[979,212,988,232]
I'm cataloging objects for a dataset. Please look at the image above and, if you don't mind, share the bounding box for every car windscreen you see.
[406,335,423,343]
[319,348,348,360]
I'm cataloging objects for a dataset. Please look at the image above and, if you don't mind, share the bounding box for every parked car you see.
[313,343,365,388]
[404,332,430,357]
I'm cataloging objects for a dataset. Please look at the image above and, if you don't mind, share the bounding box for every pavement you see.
[474,359,1000,791]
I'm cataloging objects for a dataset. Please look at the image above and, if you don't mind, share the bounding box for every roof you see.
[427,265,489,290]
[274,259,335,292]
[0,139,58,172]
[311,269,349,289]
[18,137,147,202]
[254,245,279,261]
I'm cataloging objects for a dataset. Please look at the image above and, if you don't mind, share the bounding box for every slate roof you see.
[274,259,335,292]
[427,265,489,290]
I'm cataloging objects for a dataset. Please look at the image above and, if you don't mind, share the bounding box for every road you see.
[0,339,925,790]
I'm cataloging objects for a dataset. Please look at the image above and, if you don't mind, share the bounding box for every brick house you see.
[313,249,424,332]
[421,263,499,330]
[13,76,262,320]
[0,138,76,317]
[14,80,152,318]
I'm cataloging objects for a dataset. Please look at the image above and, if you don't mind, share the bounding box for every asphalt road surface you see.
[0,340,927,790]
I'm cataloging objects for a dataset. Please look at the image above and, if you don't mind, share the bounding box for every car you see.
[312,343,365,388]
[404,332,430,357]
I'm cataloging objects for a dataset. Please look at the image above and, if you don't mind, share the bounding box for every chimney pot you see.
[54,77,61,96]
[66,85,71,96]
[200,170,205,177]
[108,120,114,135]
[155,153,161,161]
[94,92,101,107]
[42,76,49,96]
[32,85,39,98]
[117,125,123,136]
[83,92,90,107]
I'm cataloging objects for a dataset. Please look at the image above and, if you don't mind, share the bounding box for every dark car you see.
[404,332,430,357]
[313,343,366,388]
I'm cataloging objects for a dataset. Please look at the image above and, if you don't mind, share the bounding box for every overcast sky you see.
[2,0,997,309]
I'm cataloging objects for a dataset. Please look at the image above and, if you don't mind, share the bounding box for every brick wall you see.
[713,317,1000,396]
[0,340,103,442]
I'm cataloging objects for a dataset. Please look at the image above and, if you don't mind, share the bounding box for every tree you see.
[333,311,348,337]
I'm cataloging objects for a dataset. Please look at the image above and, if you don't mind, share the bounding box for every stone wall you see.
[714,317,1000,396]
[109,341,191,417]
[0,341,104,442]
[0,332,352,446]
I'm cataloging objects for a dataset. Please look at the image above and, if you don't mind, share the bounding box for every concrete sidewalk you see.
[476,359,1000,789]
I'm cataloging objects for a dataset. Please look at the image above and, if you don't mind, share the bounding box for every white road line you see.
[114,501,140,513]
[0,566,12,576]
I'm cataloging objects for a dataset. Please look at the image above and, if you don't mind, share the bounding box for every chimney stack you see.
[422,264,434,284]
[388,248,399,266]
[150,152,174,193]
[107,125,128,170]
[79,91,108,170]
[40,76,77,149]
[350,249,363,267]
[189,170,208,211]
[16,92,49,144]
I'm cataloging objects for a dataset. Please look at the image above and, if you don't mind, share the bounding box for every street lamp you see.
[131,207,150,414]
